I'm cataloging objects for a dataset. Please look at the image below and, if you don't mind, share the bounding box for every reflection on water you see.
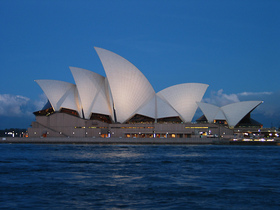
[1,144,280,209]
[100,150,144,159]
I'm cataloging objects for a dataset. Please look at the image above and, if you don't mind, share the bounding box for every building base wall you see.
[28,113,234,139]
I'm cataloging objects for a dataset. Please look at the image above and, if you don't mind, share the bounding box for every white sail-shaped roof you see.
[156,94,180,119]
[60,86,82,117]
[136,94,179,119]
[70,67,112,119]
[91,91,112,116]
[198,101,263,127]
[35,47,264,127]
[104,77,115,121]
[157,83,209,122]
[94,47,155,123]
[35,80,82,116]
[197,102,221,123]
[221,101,263,127]
[136,95,157,119]
[215,109,226,120]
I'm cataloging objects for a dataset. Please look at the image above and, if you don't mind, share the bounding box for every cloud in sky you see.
[0,94,31,117]
[203,89,280,127]
[0,94,47,129]
[203,89,240,106]
[0,94,46,117]
[203,89,273,108]
[237,91,273,97]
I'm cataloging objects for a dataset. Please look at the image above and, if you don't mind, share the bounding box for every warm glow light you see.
[243,139,253,141]
[185,127,208,129]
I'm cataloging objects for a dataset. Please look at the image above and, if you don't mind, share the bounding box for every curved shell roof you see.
[70,67,112,119]
[197,102,221,123]
[35,80,82,116]
[136,95,157,119]
[36,47,262,126]
[157,83,209,122]
[198,101,263,127]
[215,110,226,120]
[136,95,180,119]
[95,47,155,123]
[156,95,180,119]
[221,101,263,127]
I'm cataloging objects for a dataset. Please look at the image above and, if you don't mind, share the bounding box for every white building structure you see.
[32,47,263,138]
[197,101,263,128]
[35,47,211,124]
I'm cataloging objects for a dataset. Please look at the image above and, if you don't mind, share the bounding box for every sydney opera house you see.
[28,47,263,138]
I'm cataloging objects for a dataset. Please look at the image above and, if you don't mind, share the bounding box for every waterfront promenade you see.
[0,137,226,145]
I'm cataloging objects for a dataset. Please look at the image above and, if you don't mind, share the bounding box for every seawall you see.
[0,137,228,145]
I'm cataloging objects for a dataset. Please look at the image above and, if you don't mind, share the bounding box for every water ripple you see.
[1,144,280,209]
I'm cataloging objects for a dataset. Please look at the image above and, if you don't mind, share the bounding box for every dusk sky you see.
[1,0,280,129]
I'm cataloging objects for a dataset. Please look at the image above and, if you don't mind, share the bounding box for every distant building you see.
[28,47,262,138]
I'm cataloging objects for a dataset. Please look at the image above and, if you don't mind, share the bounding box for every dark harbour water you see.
[1,144,280,209]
